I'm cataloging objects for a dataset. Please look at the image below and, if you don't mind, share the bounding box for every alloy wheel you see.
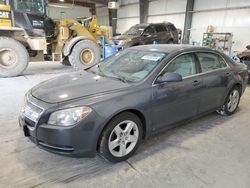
[108,120,139,157]
[227,89,240,112]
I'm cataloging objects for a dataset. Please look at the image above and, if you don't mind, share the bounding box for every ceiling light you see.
[108,1,120,9]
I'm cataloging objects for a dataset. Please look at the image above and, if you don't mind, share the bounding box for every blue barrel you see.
[105,45,119,58]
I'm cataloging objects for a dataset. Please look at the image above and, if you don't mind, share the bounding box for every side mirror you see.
[156,72,182,83]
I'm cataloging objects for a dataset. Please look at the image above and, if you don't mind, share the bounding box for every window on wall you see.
[163,53,197,78]
[196,53,227,73]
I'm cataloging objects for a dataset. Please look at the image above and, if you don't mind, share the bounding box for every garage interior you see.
[0,0,250,187]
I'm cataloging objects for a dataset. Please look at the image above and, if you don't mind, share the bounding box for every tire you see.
[61,57,71,66]
[217,86,241,116]
[0,37,29,77]
[68,40,100,70]
[167,39,174,44]
[98,112,143,163]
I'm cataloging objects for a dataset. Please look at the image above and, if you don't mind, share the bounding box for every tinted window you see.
[196,53,227,73]
[144,26,155,34]
[124,26,146,35]
[167,24,177,31]
[163,54,196,77]
[12,0,45,14]
[155,25,166,32]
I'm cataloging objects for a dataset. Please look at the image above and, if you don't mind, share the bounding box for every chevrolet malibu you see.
[19,45,248,162]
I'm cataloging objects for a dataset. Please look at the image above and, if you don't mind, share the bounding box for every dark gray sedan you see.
[19,45,248,162]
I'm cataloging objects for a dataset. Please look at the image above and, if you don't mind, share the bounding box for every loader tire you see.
[68,40,100,70]
[0,37,29,77]
[61,57,71,66]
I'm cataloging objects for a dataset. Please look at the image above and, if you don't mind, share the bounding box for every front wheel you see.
[217,87,241,116]
[98,112,143,163]
[68,40,100,70]
[0,37,29,77]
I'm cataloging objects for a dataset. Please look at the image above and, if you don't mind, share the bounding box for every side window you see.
[167,24,177,32]
[144,26,155,34]
[196,53,227,73]
[162,54,197,78]
[155,25,166,33]
[218,55,228,67]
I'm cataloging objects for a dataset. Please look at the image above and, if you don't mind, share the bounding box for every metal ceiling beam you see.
[139,0,149,24]
[81,0,108,5]
[182,0,194,44]
[108,0,117,36]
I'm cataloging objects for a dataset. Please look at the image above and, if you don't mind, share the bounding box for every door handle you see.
[192,80,201,86]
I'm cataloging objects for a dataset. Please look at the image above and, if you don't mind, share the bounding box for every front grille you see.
[22,100,44,125]
[24,117,36,127]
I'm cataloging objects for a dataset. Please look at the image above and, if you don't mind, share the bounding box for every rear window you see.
[196,52,227,73]
[167,24,177,31]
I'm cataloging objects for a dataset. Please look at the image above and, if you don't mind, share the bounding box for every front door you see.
[151,53,203,130]
[142,25,157,44]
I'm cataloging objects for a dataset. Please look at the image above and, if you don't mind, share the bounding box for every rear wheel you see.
[0,37,29,77]
[217,86,241,116]
[98,112,143,163]
[61,57,71,66]
[68,40,100,70]
[167,39,174,44]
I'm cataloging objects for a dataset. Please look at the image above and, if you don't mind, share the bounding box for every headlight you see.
[118,39,131,46]
[48,107,92,126]
[118,40,126,46]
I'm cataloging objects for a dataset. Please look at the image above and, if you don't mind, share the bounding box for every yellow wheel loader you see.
[0,0,109,77]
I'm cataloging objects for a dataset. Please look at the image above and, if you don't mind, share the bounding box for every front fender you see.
[63,36,91,56]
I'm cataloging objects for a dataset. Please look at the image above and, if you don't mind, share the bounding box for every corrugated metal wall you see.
[48,3,91,19]
[96,0,250,50]
[96,4,109,26]
[191,0,250,51]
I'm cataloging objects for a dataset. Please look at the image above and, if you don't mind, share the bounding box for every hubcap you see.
[227,89,240,112]
[108,120,139,157]
[80,49,94,65]
[0,48,18,69]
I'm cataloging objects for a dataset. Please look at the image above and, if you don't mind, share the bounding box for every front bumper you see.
[19,108,103,158]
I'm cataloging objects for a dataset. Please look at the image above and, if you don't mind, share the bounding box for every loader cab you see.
[9,0,53,37]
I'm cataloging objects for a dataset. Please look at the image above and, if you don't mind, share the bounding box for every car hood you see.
[31,71,131,104]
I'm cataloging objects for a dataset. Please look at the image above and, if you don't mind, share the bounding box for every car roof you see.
[129,44,215,54]
[135,22,173,27]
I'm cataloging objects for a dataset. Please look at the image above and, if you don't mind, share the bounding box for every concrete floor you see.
[0,62,250,188]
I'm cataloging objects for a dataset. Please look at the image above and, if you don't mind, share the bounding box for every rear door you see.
[195,52,231,113]
[154,24,171,44]
[151,53,203,130]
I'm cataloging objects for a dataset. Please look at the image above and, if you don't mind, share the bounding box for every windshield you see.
[88,49,167,83]
[12,0,45,15]
[124,26,146,36]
